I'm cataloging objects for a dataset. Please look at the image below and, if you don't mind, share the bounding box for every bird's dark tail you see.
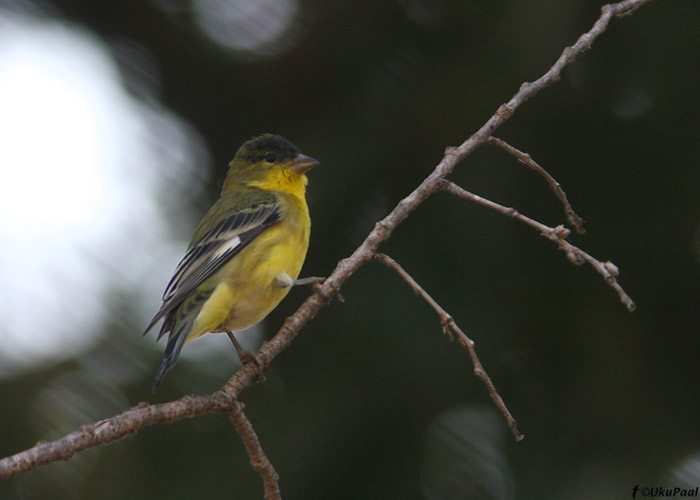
[152,318,193,392]
[150,280,216,392]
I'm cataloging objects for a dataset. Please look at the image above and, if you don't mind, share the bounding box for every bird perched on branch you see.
[144,134,319,391]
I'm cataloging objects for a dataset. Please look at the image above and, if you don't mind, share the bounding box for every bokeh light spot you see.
[193,0,300,57]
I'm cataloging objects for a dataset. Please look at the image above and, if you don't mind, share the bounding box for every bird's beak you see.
[291,153,319,174]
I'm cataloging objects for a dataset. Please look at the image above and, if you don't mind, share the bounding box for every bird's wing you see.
[144,197,281,335]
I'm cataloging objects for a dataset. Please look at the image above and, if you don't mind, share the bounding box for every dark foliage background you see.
[1,1,699,499]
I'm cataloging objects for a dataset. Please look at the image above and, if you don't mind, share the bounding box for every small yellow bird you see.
[144,134,318,391]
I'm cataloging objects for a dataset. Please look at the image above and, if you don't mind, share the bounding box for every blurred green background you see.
[1,0,699,499]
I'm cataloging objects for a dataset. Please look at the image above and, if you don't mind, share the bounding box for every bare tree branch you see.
[487,136,585,233]
[226,401,280,500]
[372,253,524,441]
[0,396,225,478]
[0,0,650,487]
[440,180,636,311]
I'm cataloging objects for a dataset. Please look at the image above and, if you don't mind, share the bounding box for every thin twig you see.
[226,401,280,500]
[372,253,524,441]
[440,180,636,311]
[487,136,585,233]
[0,0,649,481]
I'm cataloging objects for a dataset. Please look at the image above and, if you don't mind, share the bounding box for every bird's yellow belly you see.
[186,220,309,342]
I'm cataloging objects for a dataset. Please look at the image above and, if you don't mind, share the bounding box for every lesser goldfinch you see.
[144,134,318,391]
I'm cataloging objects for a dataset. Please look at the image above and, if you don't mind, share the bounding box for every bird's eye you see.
[264,153,277,163]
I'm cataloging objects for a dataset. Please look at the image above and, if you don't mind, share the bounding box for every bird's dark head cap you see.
[237,134,301,165]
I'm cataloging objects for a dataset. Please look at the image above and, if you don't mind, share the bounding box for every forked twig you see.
[440,180,636,311]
